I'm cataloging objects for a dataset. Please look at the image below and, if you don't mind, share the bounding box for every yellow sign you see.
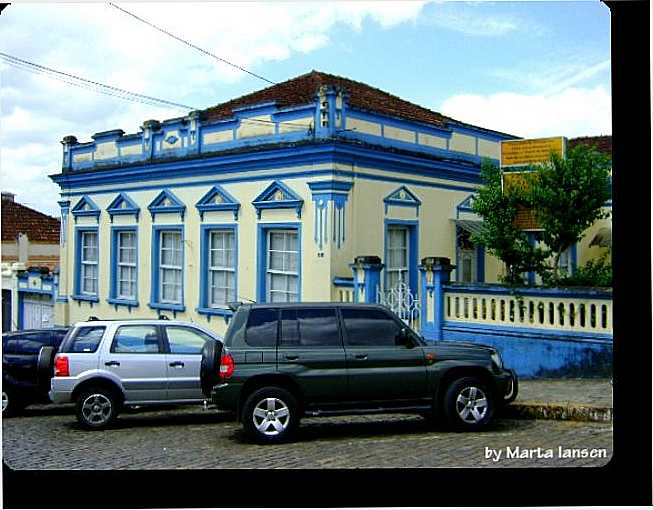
[501,137,566,167]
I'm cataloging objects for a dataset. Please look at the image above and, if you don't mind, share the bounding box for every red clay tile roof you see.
[203,70,511,136]
[568,135,612,156]
[1,198,60,243]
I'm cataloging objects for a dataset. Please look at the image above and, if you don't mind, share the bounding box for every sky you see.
[0,1,612,217]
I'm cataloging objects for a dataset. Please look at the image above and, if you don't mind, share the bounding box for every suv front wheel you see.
[242,386,299,444]
[443,376,495,431]
[76,386,120,430]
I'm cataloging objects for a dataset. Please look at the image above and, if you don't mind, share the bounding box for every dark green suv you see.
[201,303,518,443]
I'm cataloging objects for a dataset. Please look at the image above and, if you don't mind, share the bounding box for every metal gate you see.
[377,282,421,331]
[22,293,54,329]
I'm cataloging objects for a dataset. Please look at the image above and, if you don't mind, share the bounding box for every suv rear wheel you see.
[241,386,299,444]
[443,376,494,431]
[2,387,26,417]
[76,386,120,430]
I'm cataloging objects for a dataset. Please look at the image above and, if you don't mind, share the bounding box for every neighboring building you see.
[48,70,608,335]
[568,135,612,268]
[1,192,61,331]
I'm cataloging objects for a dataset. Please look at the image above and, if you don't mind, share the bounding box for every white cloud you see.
[440,86,612,138]
[0,2,432,214]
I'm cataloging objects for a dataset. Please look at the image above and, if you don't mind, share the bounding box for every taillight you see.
[219,353,235,379]
[54,355,69,377]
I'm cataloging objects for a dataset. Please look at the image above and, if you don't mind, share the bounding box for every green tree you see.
[527,144,612,282]
[471,160,549,285]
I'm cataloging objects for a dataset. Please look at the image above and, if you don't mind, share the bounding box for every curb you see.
[502,401,613,423]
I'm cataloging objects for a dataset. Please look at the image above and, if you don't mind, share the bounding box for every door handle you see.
[169,361,185,368]
[354,354,368,360]
[284,355,299,361]
[104,361,120,367]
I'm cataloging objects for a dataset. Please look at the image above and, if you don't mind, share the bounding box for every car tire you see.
[76,386,120,430]
[241,386,299,444]
[200,339,222,398]
[37,346,56,388]
[443,376,495,431]
[2,387,26,417]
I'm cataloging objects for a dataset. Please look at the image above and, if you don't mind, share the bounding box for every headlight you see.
[490,351,503,369]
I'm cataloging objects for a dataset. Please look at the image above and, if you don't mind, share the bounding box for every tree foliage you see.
[470,161,548,285]
[527,144,611,281]
[472,144,611,286]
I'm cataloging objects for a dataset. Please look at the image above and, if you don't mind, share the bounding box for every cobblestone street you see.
[2,405,612,470]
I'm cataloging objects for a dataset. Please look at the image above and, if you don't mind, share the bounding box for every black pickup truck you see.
[200,303,517,443]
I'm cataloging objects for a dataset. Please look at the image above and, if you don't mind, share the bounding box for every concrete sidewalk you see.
[503,378,613,423]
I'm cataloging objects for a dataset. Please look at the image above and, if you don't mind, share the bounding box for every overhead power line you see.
[108,3,277,86]
[0,51,195,111]
[1,51,310,130]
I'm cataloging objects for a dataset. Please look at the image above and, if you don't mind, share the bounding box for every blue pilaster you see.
[419,257,455,341]
[349,256,384,303]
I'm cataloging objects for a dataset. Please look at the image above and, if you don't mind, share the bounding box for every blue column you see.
[350,256,384,303]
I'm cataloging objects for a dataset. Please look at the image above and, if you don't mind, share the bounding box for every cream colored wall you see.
[345,117,382,137]
[58,169,343,335]
[236,116,275,139]
[577,213,612,267]
[450,132,476,155]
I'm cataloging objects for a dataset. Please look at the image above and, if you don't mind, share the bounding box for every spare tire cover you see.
[37,346,56,387]
[200,339,223,398]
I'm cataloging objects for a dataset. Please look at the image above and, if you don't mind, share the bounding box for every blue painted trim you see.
[476,244,485,283]
[17,287,54,296]
[195,185,241,221]
[71,294,100,303]
[307,180,353,192]
[109,226,139,310]
[570,243,578,273]
[73,226,99,303]
[106,192,140,222]
[383,219,419,294]
[443,321,613,344]
[71,195,101,222]
[149,224,186,314]
[198,223,238,317]
[344,107,452,138]
[147,189,186,221]
[383,185,422,215]
[52,142,485,190]
[252,181,304,219]
[60,168,478,199]
[442,283,612,300]
[256,222,302,303]
[333,277,354,287]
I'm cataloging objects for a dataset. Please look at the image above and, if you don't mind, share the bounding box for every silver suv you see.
[50,318,222,429]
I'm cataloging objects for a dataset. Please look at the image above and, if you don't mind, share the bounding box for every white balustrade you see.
[444,290,612,335]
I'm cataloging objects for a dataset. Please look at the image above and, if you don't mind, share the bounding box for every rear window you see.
[245,308,278,347]
[280,308,341,347]
[62,326,106,353]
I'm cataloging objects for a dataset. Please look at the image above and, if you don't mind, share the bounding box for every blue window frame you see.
[198,224,238,318]
[149,225,185,313]
[257,223,301,303]
[384,219,418,294]
[108,226,138,308]
[72,227,100,303]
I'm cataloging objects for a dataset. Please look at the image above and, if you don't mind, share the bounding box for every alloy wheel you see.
[1,391,8,412]
[252,397,290,436]
[455,386,488,424]
[81,393,112,425]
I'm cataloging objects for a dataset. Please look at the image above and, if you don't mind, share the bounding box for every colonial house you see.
[49,71,609,336]
[1,192,61,331]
